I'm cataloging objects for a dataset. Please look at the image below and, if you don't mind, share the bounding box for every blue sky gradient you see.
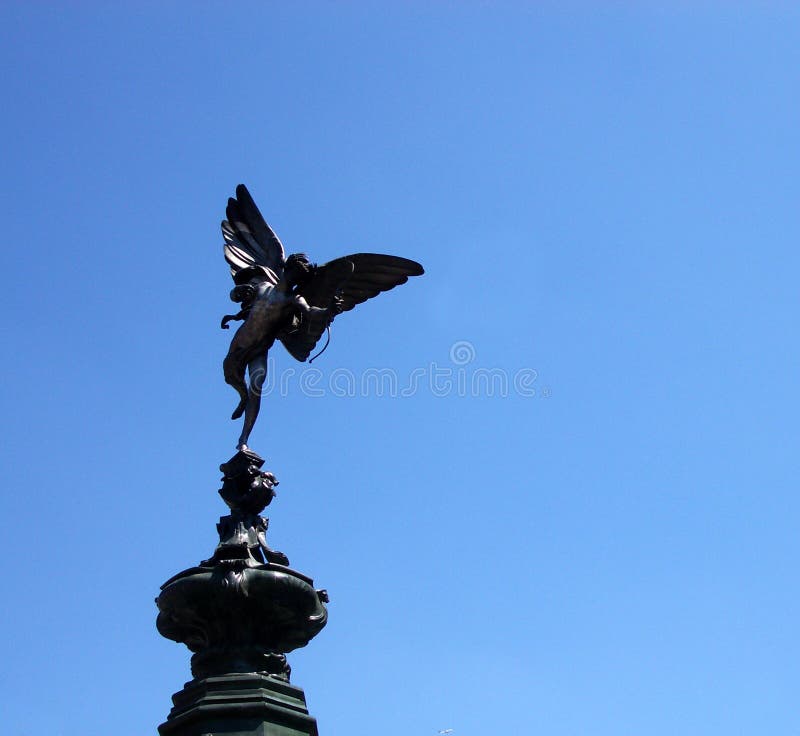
[1,4,799,735]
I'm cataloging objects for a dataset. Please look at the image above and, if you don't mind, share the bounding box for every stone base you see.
[159,673,319,736]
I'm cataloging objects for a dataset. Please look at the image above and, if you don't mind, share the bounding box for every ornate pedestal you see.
[157,450,328,736]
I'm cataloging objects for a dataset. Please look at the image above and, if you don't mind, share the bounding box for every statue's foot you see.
[231,397,247,420]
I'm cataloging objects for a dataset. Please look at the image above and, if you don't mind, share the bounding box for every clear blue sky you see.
[1,3,798,734]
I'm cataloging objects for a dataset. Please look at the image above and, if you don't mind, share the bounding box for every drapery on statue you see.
[220,184,424,449]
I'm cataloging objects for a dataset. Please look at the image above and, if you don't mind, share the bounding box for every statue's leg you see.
[238,354,267,449]
[223,352,249,420]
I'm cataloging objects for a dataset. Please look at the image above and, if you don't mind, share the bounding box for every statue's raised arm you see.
[220,184,424,450]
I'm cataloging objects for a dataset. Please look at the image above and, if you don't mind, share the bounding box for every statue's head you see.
[230,266,270,304]
[284,253,314,287]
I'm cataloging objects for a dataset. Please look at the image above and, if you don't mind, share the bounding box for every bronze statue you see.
[157,184,423,729]
[220,184,424,449]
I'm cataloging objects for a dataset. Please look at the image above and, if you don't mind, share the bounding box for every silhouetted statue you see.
[220,185,424,449]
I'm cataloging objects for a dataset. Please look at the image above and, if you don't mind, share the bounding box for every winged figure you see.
[220,184,424,450]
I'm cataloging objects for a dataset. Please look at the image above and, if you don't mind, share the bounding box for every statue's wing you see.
[222,184,286,283]
[280,253,424,362]
[333,253,424,313]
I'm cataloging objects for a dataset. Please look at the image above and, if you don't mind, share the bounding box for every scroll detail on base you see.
[155,450,328,683]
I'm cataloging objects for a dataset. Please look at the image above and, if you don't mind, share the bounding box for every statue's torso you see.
[233,281,294,355]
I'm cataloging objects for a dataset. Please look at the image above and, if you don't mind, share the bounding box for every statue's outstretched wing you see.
[280,253,424,362]
[222,184,286,284]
